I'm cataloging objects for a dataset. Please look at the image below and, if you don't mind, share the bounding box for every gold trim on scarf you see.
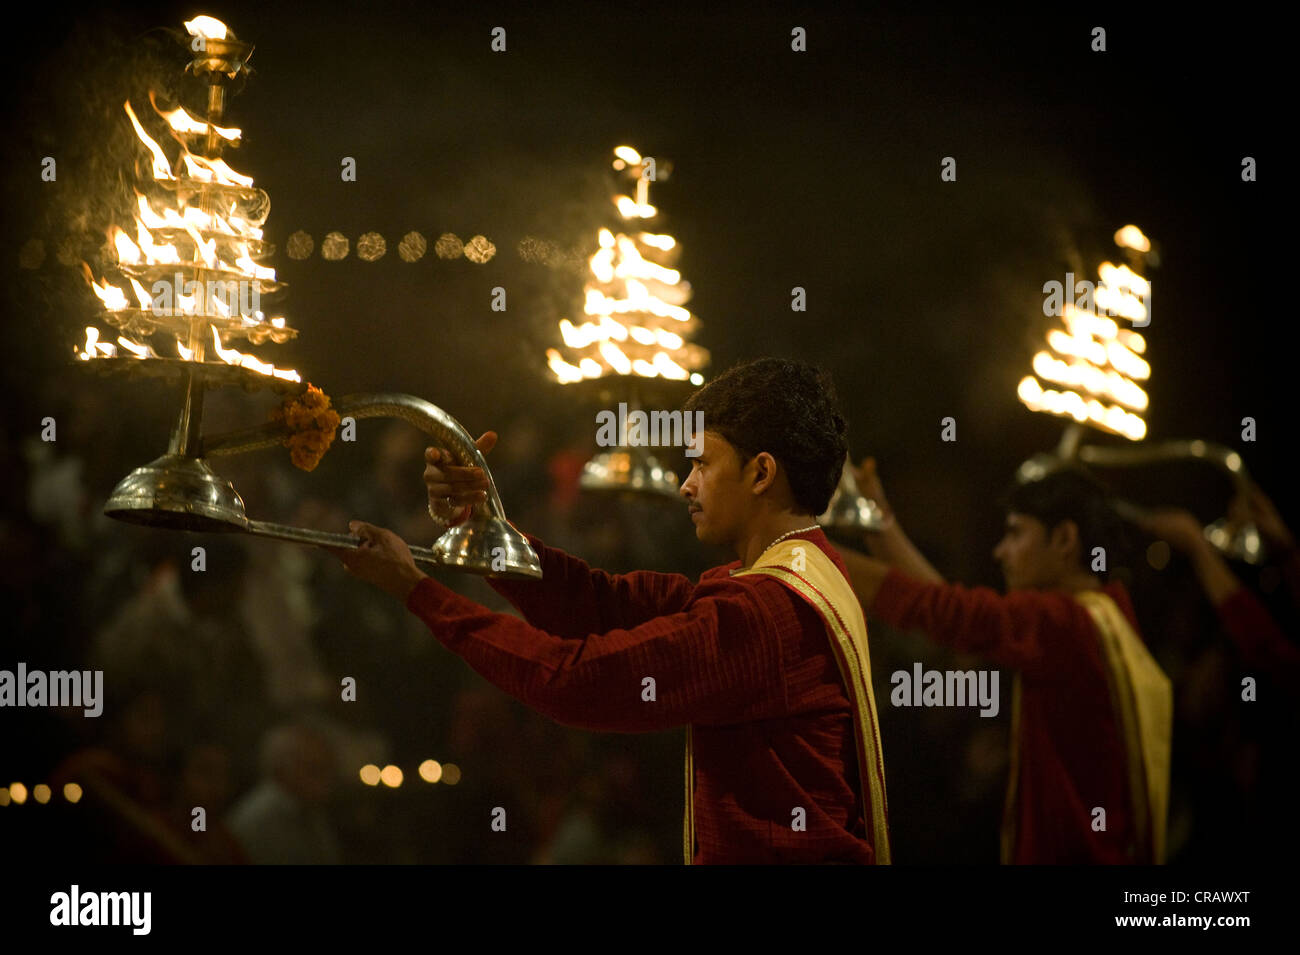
[999,590,1171,864]
[680,537,891,863]
[1075,590,1172,863]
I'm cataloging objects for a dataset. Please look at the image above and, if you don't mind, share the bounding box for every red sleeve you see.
[407,571,791,732]
[870,568,1099,676]
[485,533,696,639]
[1216,587,1300,684]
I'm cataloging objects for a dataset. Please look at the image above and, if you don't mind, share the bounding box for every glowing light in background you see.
[184,15,228,40]
[1146,540,1172,570]
[1113,224,1151,253]
[435,233,464,259]
[546,145,708,385]
[1018,225,1154,441]
[359,765,381,786]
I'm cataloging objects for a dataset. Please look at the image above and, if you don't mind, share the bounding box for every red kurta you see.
[871,569,1145,863]
[405,527,874,863]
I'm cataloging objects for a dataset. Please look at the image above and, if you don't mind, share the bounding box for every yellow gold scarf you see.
[683,537,891,864]
[1001,590,1172,863]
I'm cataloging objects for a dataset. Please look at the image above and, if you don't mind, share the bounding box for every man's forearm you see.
[405,572,787,731]
[488,532,695,637]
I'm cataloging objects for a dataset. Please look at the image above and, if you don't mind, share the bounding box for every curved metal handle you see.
[1024,429,1265,565]
[202,392,541,578]
[1075,439,1251,491]
[205,392,504,519]
[1075,439,1262,565]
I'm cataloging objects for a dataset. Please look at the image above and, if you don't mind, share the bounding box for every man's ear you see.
[1049,519,1081,563]
[749,451,779,496]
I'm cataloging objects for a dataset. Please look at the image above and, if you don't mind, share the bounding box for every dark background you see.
[0,3,1289,865]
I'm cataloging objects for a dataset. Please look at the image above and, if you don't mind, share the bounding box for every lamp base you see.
[104,454,248,532]
[579,447,681,499]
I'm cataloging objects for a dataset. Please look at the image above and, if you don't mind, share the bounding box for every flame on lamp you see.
[545,145,707,387]
[77,24,297,384]
[1017,226,1155,441]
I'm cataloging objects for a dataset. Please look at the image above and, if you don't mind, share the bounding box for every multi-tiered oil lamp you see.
[78,16,540,579]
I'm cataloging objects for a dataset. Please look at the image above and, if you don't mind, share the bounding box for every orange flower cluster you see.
[270,384,342,471]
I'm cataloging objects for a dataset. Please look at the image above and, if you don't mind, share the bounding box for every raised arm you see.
[1138,506,1299,684]
[423,434,695,636]
[487,533,696,638]
[837,546,1087,674]
[407,573,789,733]
[852,458,945,584]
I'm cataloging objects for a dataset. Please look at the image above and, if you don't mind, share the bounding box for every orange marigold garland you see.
[270,384,342,471]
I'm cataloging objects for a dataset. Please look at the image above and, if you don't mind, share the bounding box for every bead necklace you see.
[731,523,821,575]
[762,524,821,554]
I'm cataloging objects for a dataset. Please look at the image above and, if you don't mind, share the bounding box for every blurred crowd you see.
[2,385,1294,864]
[2,388,693,865]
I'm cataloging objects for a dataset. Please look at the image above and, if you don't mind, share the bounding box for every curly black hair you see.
[682,357,848,515]
[999,466,1124,575]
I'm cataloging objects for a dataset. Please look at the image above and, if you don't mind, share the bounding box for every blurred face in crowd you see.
[680,432,759,549]
[993,512,1081,591]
